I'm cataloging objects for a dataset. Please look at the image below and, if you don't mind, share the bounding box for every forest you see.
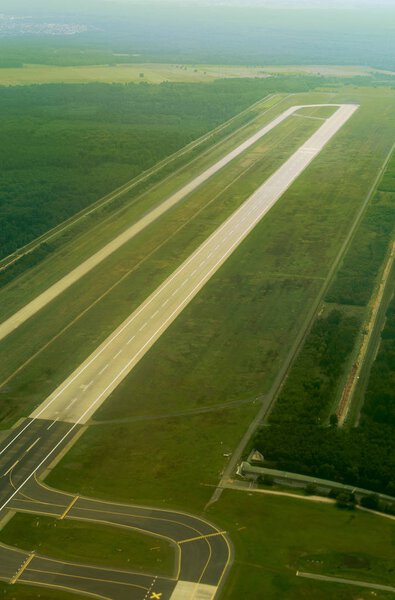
[254,293,395,497]
[326,154,395,306]
[0,74,338,260]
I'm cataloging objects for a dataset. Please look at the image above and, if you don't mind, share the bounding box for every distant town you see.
[0,14,90,36]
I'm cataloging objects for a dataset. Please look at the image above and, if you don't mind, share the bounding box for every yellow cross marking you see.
[150,593,162,599]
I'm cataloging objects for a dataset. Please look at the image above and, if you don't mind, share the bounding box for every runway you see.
[0,103,358,599]
[0,103,352,343]
[26,103,358,426]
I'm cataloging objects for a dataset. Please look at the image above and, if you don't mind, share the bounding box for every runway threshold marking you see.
[178,530,227,545]
[10,553,35,584]
[59,495,79,520]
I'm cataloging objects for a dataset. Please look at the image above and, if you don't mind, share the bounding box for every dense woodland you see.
[0,75,330,260]
[254,167,395,497]
[364,294,395,427]
[326,156,395,306]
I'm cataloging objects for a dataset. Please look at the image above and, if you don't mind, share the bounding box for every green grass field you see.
[0,582,84,599]
[209,491,395,599]
[0,514,174,577]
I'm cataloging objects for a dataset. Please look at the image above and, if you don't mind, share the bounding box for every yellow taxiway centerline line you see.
[59,495,79,520]
[11,553,35,584]
[178,531,227,545]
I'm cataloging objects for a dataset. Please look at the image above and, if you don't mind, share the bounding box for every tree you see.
[305,483,317,496]
[257,474,274,486]
[360,494,380,511]
[329,414,338,428]
[336,492,356,510]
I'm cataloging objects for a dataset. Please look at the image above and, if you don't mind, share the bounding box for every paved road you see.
[0,103,350,343]
[0,421,231,599]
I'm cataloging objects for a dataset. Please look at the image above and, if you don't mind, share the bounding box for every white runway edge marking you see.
[0,105,358,515]
[0,102,330,345]
[0,104,357,457]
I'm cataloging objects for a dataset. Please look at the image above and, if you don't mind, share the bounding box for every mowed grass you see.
[0,104,329,425]
[209,491,395,599]
[0,64,381,87]
[0,63,273,86]
[0,582,84,599]
[0,513,174,577]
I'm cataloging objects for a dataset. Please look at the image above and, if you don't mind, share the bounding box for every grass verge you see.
[209,490,395,599]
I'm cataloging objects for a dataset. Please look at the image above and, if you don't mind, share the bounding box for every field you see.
[0,64,384,87]
[210,491,395,599]
[0,582,83,599]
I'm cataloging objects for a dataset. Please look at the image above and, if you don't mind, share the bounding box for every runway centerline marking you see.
[46,417,59,430]
[3,460,19,478]
[23,438,41,455]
